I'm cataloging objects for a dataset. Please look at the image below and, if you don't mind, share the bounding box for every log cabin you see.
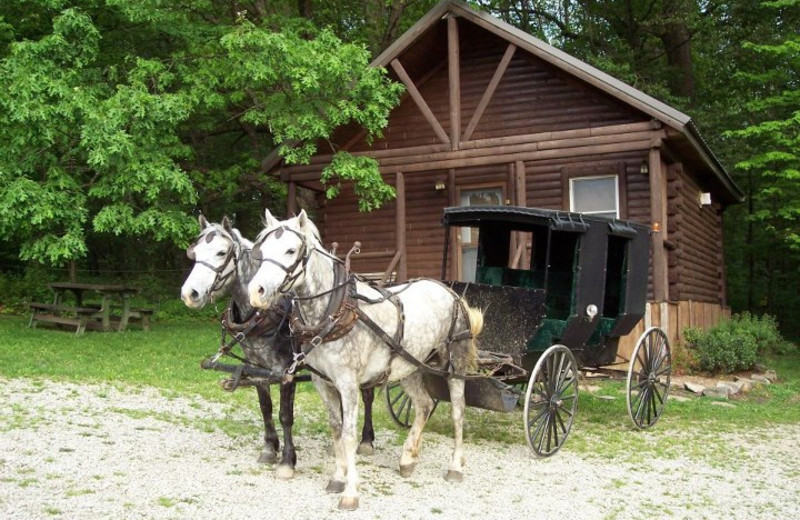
[264,0,744,353]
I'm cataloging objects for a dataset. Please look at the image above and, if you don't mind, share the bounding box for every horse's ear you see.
[263,208,279,228]
[198,214,210,229]
[297,209,308,229]
[221,216,233,233]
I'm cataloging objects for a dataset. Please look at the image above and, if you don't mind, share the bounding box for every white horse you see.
[180,215,376,479]
[247,210,483,510]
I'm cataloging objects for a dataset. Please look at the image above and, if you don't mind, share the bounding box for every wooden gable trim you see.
[448,16,461,150]
[285,122,661,173]
[390,59,450,144]
[462,43,517,142]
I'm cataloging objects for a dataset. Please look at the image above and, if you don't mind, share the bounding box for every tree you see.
[0,1,402,266]
[719,0,800,329]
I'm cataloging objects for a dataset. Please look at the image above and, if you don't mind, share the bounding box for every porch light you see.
[639,161,649,175]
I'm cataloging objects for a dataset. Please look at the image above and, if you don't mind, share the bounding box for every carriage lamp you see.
[586,304,598,319]
[652,221,660,232]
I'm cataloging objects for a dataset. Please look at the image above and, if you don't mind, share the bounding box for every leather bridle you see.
[251,226,311,295]
[186,230,237,298]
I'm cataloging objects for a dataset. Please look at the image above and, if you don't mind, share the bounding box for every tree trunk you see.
[658,4,695,101]
[298,0,312,19]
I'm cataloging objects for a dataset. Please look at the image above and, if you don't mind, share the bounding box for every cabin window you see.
[569,175,619,218]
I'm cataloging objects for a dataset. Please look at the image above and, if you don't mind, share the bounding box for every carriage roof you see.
[441,205,649,237]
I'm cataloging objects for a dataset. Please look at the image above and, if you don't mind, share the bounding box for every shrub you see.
[683,313,795,374]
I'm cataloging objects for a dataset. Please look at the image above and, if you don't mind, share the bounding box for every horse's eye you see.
[287,248,297,255]
[217,251,227,257]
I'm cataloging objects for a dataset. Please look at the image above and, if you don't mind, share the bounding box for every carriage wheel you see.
[523,344,579,457]
[385,382,439,429]
[626,327,671,429]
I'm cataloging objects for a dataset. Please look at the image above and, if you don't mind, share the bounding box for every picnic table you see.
[28,282,153,334]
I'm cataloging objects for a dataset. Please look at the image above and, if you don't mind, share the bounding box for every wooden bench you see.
[28,302,101,335]
[126,308,154,331]
[83,304,155,332]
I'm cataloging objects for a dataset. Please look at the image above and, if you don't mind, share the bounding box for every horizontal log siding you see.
[669,169,724,303]
[316,184,398,275]
[405,171,452,278]
[463,43,642,141]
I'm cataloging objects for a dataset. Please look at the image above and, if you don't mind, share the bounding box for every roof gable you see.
[371,0,742,203]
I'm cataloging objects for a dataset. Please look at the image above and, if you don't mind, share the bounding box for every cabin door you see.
[457,185,505,282]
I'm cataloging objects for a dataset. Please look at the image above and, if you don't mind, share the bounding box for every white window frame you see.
[569,174,620,218]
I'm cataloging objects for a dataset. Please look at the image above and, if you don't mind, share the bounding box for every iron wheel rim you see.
[523,344,578,457]
[385,381,438,429]
[626,327,671,429]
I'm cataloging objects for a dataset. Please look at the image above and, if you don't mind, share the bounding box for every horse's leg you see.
[255,385,279,464]
[275,380,297,479]
[313,378,347,495]
[357,387,375,455]
[335,378,361,511]
[397,371,435,477]
[445,377,467,482]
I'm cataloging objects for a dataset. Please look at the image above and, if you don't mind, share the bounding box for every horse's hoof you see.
[325,480,346,494]
[444,470,463,483]
[275,464,295,480]
[398,463,417,478]
[258,450,278,464]
[357,442,374,456]
[338,496,359,511]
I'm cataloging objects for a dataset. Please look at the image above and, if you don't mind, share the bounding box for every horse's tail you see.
[461,301,484,372]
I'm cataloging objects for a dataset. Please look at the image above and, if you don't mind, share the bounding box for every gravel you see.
[1,377,799,520]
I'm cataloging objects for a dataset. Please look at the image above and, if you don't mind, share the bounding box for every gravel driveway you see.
[1,377,798,520]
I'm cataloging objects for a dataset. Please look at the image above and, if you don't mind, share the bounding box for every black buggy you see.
[386,206,672,457]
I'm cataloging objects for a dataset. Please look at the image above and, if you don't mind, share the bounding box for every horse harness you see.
[226,225,477,387]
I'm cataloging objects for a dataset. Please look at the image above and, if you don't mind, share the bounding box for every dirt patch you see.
[2,377,799,520]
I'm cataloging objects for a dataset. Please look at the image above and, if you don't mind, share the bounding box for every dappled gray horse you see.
[247,210,483,510]
[180,215,376,479]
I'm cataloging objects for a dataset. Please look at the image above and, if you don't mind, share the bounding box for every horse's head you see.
[248,209,320,309]
[181,214,248,308]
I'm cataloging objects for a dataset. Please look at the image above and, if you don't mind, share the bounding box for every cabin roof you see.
[373,0,742,204]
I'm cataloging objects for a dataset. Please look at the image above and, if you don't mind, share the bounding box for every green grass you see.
[2,314,799,464]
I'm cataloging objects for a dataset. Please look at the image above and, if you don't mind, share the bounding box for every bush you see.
[683,313,795,374]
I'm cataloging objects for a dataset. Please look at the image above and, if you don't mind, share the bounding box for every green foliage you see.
[322,153,396,211]
[0,1,402,266]
[684,313,795,373]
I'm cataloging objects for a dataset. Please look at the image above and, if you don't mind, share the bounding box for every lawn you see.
[2,314,799,461]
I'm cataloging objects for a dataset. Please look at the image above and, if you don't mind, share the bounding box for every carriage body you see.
[440,205,651,371]
[386,205,671,455]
